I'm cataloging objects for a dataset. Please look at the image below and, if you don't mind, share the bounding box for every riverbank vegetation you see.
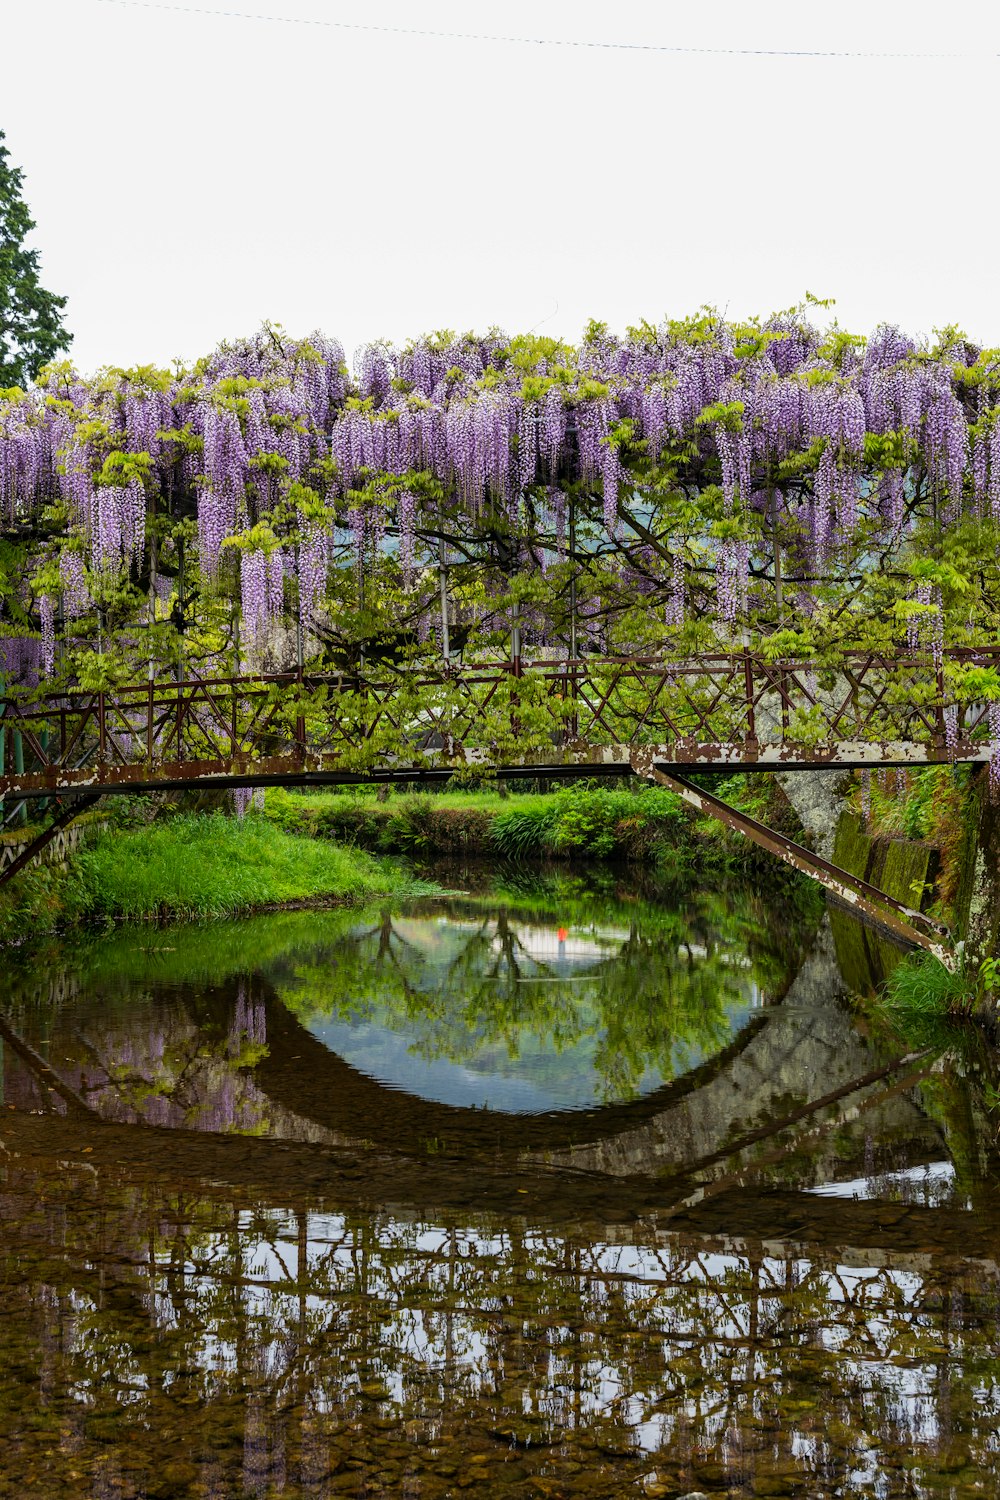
[880,947,1000,1036]
[0,772,809,945]
[260,773,802,876]
[8,865,814,1002]
[0,811,422,941]
[68,813,420,923]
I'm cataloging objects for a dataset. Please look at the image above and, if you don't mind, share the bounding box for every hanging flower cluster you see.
[39,594,55,676]
[989,703,1000,801]
[240,548,285,654]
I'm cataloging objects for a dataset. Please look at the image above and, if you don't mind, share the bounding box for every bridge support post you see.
[630,755,955,968]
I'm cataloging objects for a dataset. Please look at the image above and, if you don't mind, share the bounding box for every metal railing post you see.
[743,649,757,752]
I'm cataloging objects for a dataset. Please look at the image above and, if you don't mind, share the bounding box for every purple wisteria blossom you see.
[3,316,1000,678]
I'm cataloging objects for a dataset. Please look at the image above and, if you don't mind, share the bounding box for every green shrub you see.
[260,776,803,880]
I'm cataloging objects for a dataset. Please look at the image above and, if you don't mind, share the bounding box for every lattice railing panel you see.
[1,649,995,796]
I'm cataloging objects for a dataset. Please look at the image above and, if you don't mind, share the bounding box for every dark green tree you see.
[0,129,71,388]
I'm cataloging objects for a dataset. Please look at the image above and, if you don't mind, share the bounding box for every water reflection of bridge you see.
[1,922,955,1232]
[4,1105,1000,1500]
[253,930,948,1204]
[3,911,999,1499]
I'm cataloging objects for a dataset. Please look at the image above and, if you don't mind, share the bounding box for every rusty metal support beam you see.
[632,757,955,969]
[0,792,102,891]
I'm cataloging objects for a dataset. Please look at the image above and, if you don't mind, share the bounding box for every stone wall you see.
[832,812,938,909]
[0,816,107,877]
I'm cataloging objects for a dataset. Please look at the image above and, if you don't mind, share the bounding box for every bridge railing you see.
[0,649,996,793]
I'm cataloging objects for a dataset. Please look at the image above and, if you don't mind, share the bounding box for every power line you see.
[83,0,993,60]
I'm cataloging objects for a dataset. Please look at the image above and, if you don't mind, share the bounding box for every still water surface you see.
[2,865,999,1498]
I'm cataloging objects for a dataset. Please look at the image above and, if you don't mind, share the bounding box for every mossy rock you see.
[831,812,937,992]
[834,812,935,908]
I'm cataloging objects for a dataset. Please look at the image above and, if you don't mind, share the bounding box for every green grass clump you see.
[887,953,972,1012]
[490,801,560,856]
[881,951,978,1048]
[61,812,415,924]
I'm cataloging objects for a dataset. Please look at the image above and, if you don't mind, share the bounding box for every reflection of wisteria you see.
[232,787,266,819]
[231,980,267,1051]
[37,993,274,1138]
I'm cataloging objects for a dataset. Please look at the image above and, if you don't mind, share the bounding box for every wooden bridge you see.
[2,647,987,962]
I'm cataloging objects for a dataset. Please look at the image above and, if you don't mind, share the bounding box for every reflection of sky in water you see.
[306,914,760,1112]
[180,1210,995,1464]
[808,1160,966,1208]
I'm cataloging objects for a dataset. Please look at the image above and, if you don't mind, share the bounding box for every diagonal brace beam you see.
[0,793,103,891]
[631,756,955,969]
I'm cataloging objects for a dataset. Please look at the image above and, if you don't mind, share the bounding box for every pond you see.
[1,863,999,1499]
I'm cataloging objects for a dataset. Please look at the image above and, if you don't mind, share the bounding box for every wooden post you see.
[744,650,757,751]
[148,525,158,685]
[569,498,578,662]
[935,663,947,750]
[175,536,185,682]
[39,728,49,815]
[295,552,306,760]
[358,560,366,675]
[568,498,579,739]
[511,599,522,677]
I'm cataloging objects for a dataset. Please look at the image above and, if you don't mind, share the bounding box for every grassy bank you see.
[0,812,422,941]
[262,775,801,877]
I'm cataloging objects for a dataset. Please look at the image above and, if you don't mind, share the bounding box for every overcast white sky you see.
[3,0,999,374]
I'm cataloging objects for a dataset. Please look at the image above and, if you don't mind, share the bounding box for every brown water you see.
[2,868,999,1499]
